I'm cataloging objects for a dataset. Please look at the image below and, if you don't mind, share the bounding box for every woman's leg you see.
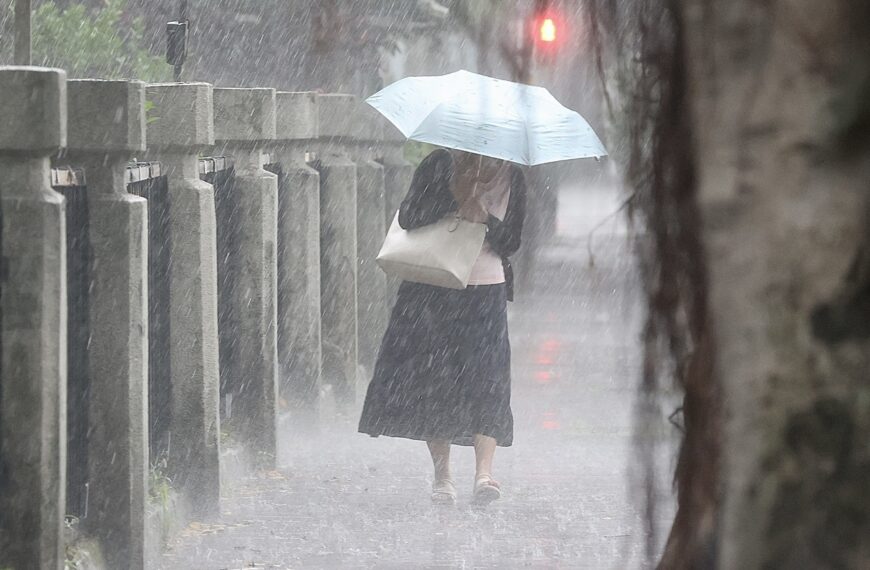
[473,434,497,479]
[427,440,452,481]
[472,434,501,504]
[428,440,456,503]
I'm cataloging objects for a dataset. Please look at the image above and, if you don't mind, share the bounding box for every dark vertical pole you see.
[57,183,91,518]
[514,0,554,293]
[310,0,341,91]
[173,0,189,82]
[14,0,32,65]
[515,0,539,84]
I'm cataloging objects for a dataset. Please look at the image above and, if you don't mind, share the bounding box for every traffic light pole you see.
[174,1,188,82]
[167,0,190,82]
[14,0,32,65]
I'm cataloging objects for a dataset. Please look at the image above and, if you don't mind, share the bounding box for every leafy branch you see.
[28,0,171,82]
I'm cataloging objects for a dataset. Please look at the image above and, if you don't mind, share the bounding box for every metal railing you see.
[125,163,172,461]
[199,158,235,411]
[51,170,90,518]
[198,156,229,177]
[53,160,171,513]
[50,157,242,515]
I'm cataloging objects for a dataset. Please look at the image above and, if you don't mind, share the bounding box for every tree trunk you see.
[681,0,870,567]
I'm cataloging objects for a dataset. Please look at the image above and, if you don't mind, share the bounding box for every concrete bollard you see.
[146,82,221,517]
[345,102,388,381]
[0,66,68,570]
[213,88,278,466]
[315,94,360,409]
[377,126,414,305]
[274,92,322,416]
[67,79,149,570]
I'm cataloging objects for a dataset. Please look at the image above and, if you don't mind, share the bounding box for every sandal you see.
[432,478,457,505]
[472,474,501,505]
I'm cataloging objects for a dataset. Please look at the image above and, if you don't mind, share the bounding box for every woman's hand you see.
[458,198,488,223]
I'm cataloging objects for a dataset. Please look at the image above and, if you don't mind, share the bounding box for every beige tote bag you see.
[376,212,487,289]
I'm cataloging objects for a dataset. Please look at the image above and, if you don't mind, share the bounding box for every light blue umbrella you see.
[365,70,607,166]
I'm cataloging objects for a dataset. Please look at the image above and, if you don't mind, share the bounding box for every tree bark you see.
[681,0,870,567]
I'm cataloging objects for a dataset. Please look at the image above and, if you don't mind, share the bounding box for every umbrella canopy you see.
[365,70,607,166]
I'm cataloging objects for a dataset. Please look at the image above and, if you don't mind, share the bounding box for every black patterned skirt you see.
[358,281,513,447]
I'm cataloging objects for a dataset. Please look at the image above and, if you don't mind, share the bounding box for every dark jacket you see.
[398,149,527,301]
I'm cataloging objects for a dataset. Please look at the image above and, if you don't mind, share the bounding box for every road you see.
[159,180,676,569]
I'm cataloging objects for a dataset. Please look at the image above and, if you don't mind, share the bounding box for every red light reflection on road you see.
[541,339,561,352]
[541,411,560,430]
[534,338,562,367]
[535,370,552,384]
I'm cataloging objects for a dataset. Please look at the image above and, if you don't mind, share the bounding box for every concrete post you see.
[345,103,388,381]
[377,126,414,305]
[67,79,149,570]
[274,92,321,416]
[146,82,221,517]
[315,94,359,409]
[213,88,278,466]
[0,66,67,570]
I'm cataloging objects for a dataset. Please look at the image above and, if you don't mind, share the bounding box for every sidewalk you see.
[159,182,673,569]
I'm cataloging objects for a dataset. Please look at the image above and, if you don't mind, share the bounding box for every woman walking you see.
[358,147,526,505]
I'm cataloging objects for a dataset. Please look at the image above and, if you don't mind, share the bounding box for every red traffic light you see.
[539,17,557,43]
[531,11,563,50]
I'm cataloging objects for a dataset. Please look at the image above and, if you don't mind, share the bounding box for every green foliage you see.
[149,454,172,505]
[144,99,159,125]
[30,0,170,81]
[64,533,105,570]
[149,454,174,539]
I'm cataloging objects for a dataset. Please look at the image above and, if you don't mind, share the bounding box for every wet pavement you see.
[159,181,676,569]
